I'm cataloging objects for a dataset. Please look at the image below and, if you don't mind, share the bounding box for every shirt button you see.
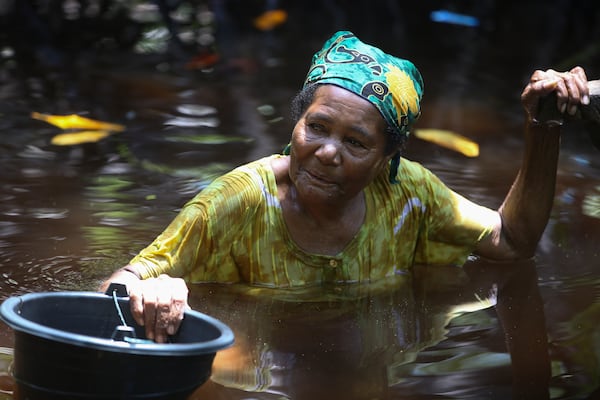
[329,259,338,268]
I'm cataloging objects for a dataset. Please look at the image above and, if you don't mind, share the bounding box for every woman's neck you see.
[282,183,366,255]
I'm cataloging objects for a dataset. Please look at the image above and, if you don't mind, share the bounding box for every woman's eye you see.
[308,123,325,133]
[347,138,365,148]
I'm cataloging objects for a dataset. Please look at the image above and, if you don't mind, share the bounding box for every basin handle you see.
[105,282,128,297]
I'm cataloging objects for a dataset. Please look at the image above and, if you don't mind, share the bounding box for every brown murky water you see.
[0,1,599,399]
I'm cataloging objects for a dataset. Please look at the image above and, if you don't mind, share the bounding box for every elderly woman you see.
[100,31,589,343]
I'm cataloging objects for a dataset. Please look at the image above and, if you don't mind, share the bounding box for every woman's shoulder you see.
[375,158,436,191]
[369,158,447,205]
[395,158,457,207]
[214,155,280,185]
[398,157,433,177]
[185,155,279,206]
[268,154,290,183]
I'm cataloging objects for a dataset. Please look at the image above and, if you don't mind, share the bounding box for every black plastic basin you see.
[0,291,234,399]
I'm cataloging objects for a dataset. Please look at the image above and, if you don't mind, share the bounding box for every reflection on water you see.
[186,260,551,399]
[544,274,600,397]
[0,1,599,399]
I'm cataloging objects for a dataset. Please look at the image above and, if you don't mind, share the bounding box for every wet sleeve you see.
[128,202,212,280]
[414,167,497,265]
[129,170,261,282]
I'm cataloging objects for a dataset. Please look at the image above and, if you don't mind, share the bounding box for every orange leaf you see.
[253,9,287,31]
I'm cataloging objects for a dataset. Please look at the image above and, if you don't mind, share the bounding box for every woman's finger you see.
[154,276,174,343]
[554,78,569,114]
[565,77,581,115]
[570,66,589,105]
[167,278,189,335]
[128,280,145,327]
[141,279,158,341]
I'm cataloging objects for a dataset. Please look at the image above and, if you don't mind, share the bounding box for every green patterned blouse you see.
[130,155,496,287]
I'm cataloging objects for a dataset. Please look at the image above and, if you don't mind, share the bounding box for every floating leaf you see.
[414,129,479,157]
[257,104,275,117]
[412,351,510,375]
[165,133,253,145]
[51,130,111,146]
[185,52,220,70]
[32,112,125,132]
[29,207,69,219]
[164,116,220,128]
[253,9,287,31]
[176,104,217,117]
[582,186,600,219]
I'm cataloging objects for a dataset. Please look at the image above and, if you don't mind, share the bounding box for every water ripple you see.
[28,208,69,219]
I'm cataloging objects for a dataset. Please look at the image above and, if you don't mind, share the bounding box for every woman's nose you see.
[315,140,341,165]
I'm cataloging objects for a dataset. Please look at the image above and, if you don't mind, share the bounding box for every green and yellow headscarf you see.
[304,31,424,138]
[294,31,424,183]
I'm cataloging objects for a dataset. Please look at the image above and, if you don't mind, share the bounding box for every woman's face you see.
[289,85,391,205]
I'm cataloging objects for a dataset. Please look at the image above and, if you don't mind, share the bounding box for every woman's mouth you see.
[306,169,334,184]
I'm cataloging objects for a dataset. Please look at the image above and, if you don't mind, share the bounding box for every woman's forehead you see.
[312,85,381,112]
[310,85,387,127]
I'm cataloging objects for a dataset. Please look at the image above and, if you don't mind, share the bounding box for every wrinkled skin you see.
[277,85,392,255]
[100,272,188,343]
[521,66,589,122]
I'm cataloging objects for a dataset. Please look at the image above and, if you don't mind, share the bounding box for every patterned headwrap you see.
[294,31,425,183]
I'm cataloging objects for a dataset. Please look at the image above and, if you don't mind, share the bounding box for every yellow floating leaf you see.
[413,129,479,157]
[51,130,111,146]
[582,187,600,219]
[253,9,287,31]
[32,112,125,132]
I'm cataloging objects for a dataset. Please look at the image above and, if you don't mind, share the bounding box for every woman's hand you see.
[127,274,189,343]
[521,66,589,125]
[478,66,591,261]
[99,268,189,343]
